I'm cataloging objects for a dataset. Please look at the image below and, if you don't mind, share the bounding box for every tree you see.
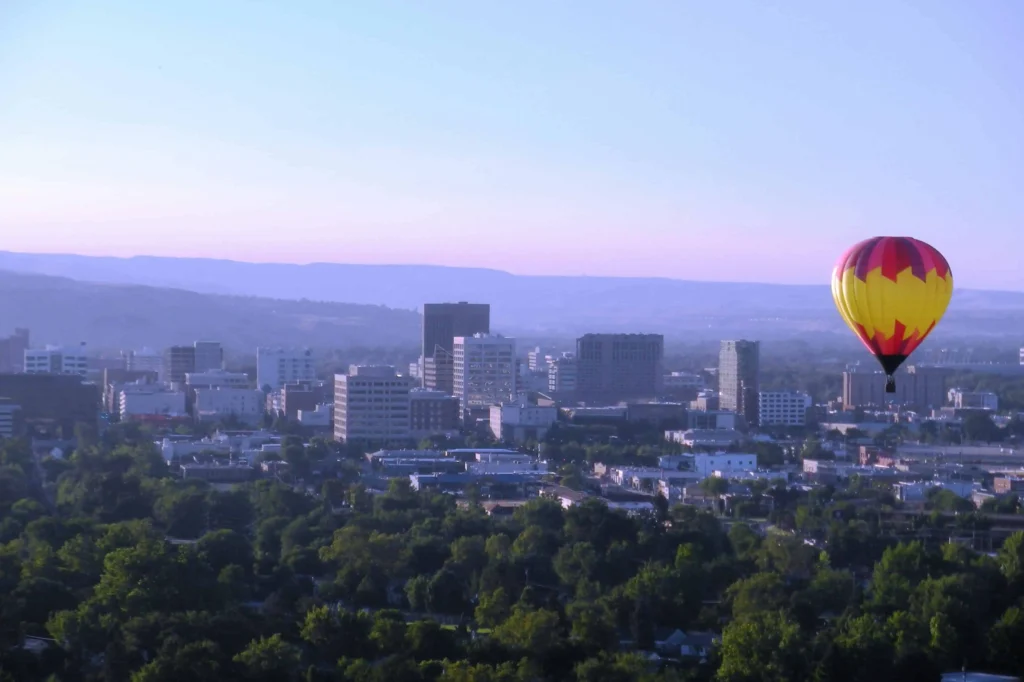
[300,606,370,661]
[727,572,788,620]
[988,606,1024,676]
[962,412,1003,443]
[492,607,564,656]
[475,587,512,629]
[233,634,302,682]
[717,611,806,682]
[406,620,458,662]
[998,531,1024,588]
[131,640,225,682]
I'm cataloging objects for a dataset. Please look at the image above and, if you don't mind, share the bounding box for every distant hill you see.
[0,270,420,351]
[0,251,1022,344]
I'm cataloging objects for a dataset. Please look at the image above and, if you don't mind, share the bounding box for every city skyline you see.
[2,1,1023,289]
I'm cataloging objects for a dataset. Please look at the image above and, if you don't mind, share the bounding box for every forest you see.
[2,425,1024,681]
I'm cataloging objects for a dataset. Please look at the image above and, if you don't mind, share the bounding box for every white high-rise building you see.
[24,343,89,376]
[758,390,811,427]
[334,366,412,444]
[256,348,316,392]
[453,334,516,416]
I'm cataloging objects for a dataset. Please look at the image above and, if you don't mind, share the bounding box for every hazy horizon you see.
[2,1,1022,288]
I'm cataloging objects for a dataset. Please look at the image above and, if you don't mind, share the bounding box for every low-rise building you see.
[948,388,999,411]
[690,452,757,477]
[181,463,256,483]
[686,410,736,430]
[467,452,546,475]
[489,396,558,443]
[24,344,89,376]
[658,473,704,501]
[119,386,187,420]
[893,480,978,504]
[186,370,250,389]
[993,476,1024,495]
[297,403,333,429]
[159,437,231,462]
[665,429,741,449]
[193,388,265,425]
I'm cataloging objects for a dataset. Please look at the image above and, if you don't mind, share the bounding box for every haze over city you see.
[2,1,1023,288]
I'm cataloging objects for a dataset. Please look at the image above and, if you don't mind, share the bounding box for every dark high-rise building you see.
[421,302,490,393]
[0,373,99,438]
[842,365,949,410]
[575,334,664,405]
[193,341,224,373]
[164,346,196,385]
[718,340,760,428]
[0,329,29,374]
[163,341,223,385]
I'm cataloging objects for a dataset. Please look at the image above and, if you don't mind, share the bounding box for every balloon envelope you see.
[831,236,953,392]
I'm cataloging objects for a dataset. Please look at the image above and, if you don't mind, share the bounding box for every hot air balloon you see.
[831,236,953,393]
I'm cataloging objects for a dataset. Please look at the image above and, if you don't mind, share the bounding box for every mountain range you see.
[0,251,1021,350]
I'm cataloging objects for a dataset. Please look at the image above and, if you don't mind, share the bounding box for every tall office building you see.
[718,340,760,428]
[575,334,664,405]
[842,365,949,410]
[0,373,99,438]
[164,345,196,385]
[163,341,225,385]
[0,329,29,374]
[422,302,490,393]
[193,341,225,373]
[334,366,412,444]
[452,334,516,417]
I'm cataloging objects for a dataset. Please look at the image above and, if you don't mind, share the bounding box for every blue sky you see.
[1,1,1022,288]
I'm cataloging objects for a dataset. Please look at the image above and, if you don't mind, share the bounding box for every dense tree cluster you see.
[3,426,1024,681]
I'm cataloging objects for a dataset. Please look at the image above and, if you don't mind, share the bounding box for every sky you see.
[1,1,1022,288]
